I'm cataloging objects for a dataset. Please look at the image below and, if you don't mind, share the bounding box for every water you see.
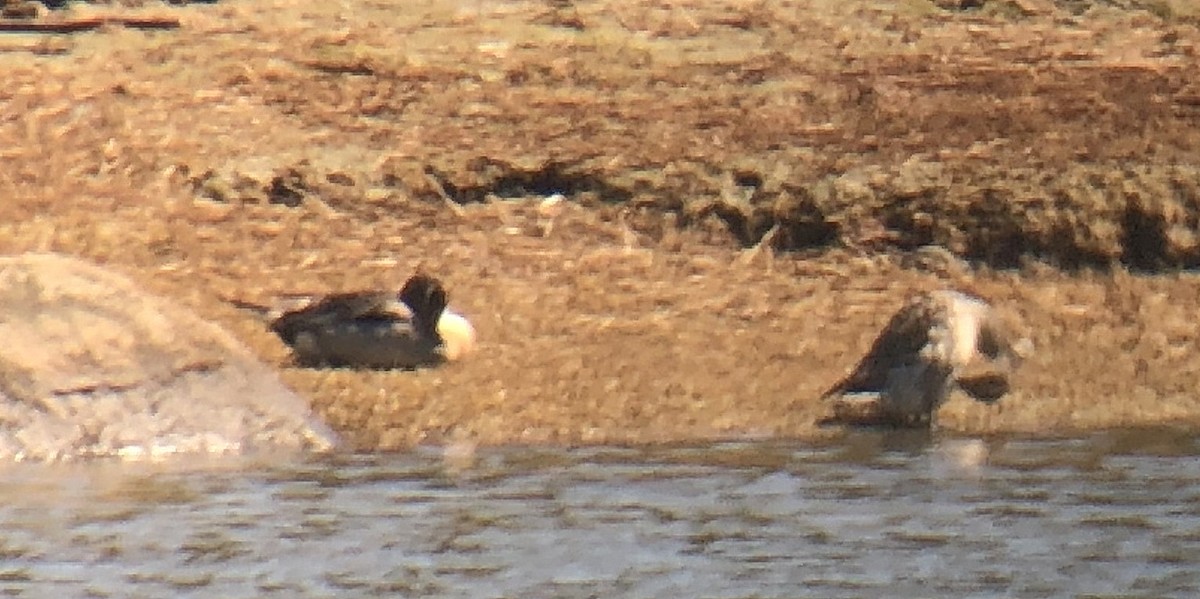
[2,429,1199,598]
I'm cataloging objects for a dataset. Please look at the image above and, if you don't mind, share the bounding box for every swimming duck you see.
[822,290,1027,427]
[243,273,476,369]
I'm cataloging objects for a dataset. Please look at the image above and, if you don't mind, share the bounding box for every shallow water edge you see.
[1,428,1198,598]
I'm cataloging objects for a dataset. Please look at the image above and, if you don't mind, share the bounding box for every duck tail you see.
[224,298,280,321]
[820,377,849,401]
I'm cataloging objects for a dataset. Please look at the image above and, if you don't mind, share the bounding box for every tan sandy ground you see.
[2,0,1200,450]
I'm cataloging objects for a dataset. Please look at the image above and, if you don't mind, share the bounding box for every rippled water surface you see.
[3,429,1200,598]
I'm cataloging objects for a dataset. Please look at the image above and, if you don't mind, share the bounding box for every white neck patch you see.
[938,291,988,366]
[436,310,477,361]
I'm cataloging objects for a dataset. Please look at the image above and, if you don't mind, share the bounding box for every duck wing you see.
[822,295,942,398]
[270,291,409,345]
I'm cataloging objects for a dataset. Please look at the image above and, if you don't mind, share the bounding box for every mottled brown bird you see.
[823,290,1027,426]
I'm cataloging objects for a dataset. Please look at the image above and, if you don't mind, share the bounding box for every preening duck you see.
[823,290,1027,427]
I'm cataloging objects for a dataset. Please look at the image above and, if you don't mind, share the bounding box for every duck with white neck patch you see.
[823,290,1030,427]
[234,273,476,369]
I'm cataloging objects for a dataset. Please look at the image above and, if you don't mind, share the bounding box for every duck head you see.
[398,273,448,338]
[399,273,476,362]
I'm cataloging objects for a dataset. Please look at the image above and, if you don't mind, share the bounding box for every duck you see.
[238,273,476,369]
[822,290,1028,427]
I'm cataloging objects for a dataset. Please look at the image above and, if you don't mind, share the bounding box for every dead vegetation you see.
[2,0,1200,448]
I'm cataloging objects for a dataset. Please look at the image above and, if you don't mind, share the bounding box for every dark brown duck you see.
[243,274,476,369]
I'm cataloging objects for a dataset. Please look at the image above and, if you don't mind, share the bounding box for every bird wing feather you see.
[822,296,941,398]
[270,291,411,342]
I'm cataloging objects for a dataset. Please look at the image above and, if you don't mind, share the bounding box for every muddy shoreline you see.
[3,0,1200,449]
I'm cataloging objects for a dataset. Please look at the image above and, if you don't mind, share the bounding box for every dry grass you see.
[2,0,1200,449]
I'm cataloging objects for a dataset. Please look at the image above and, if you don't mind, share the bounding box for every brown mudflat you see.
[3,0,1200,450]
